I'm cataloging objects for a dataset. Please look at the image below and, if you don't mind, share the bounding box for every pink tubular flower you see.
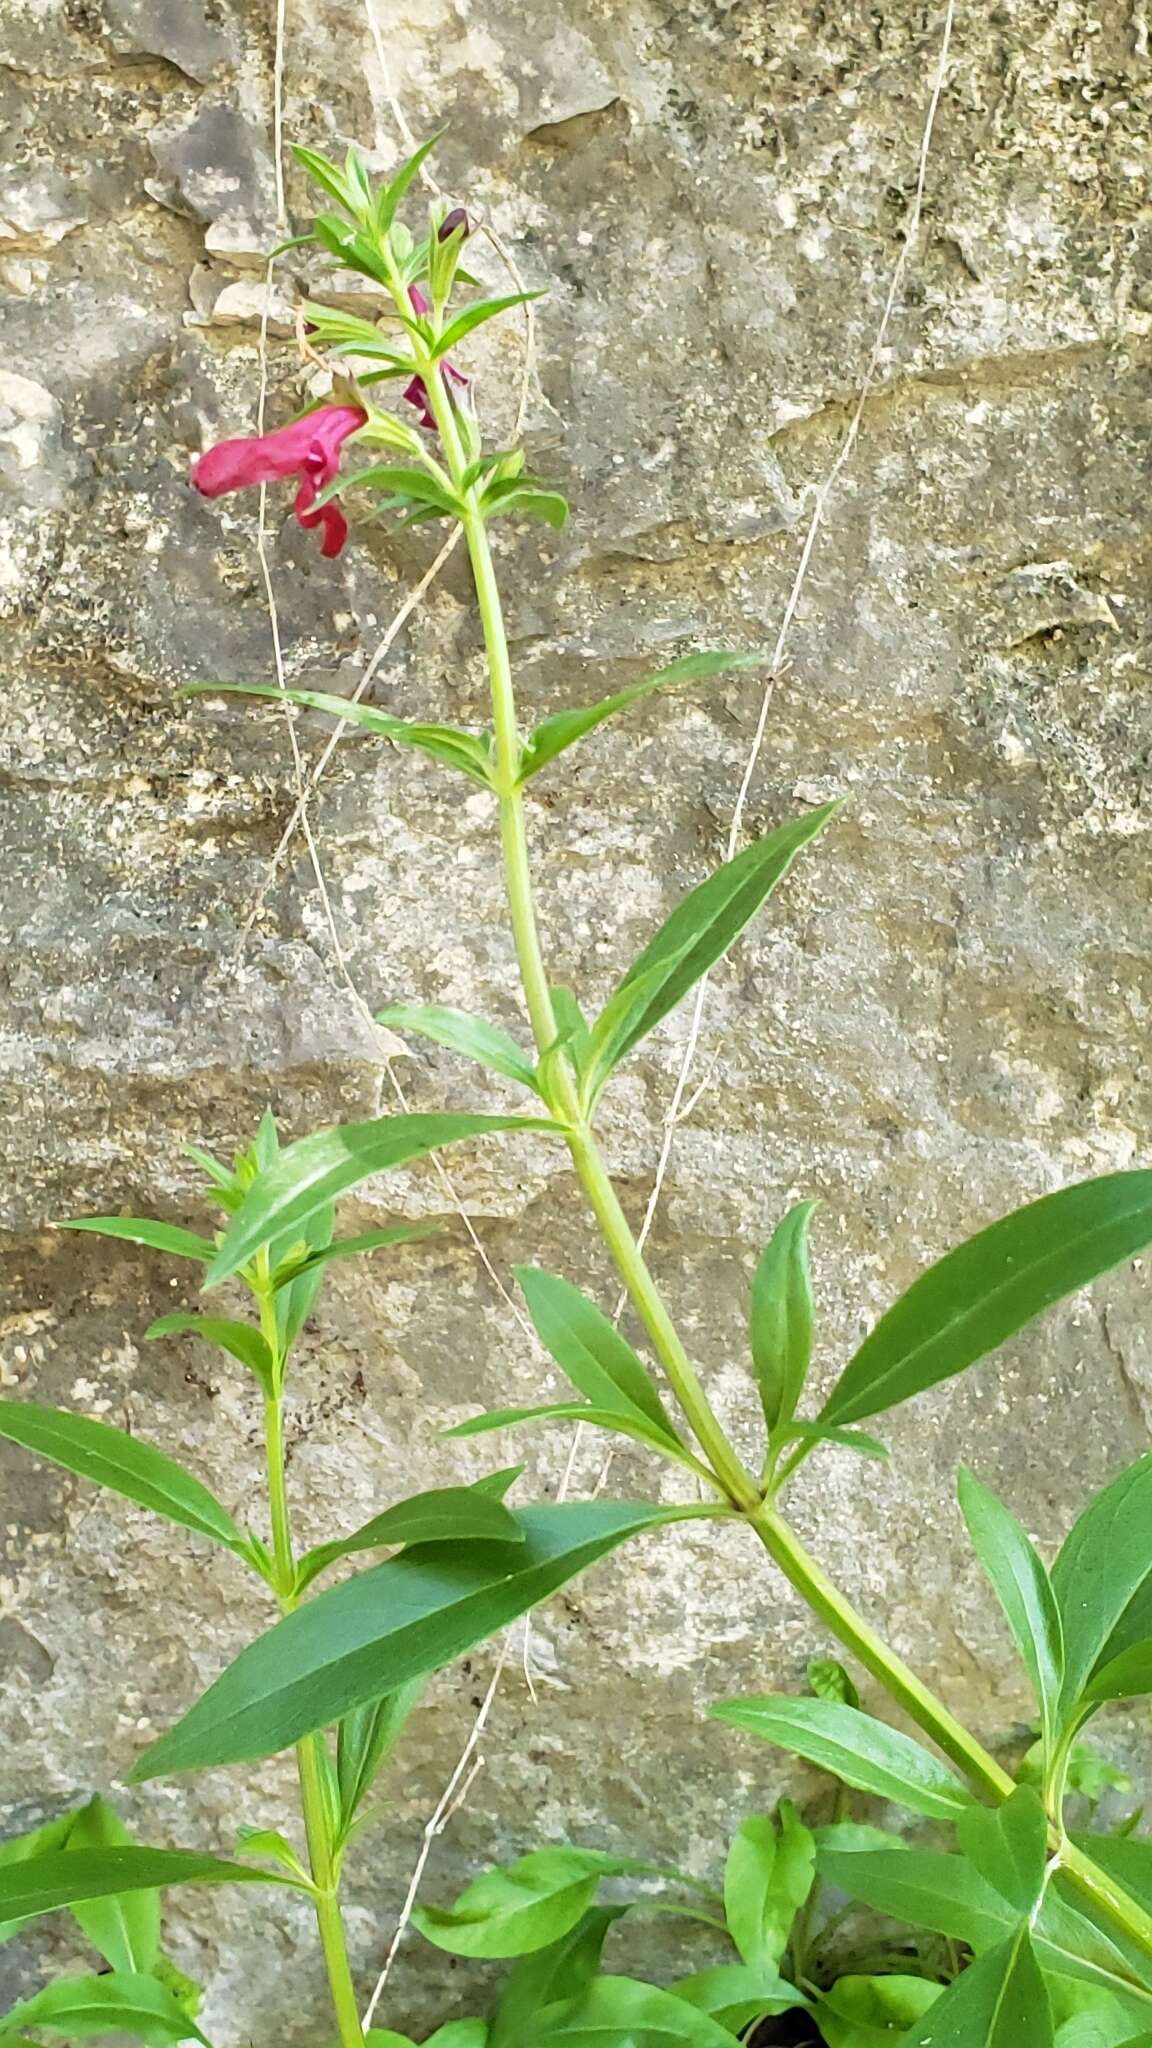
[191,404,366,558]
[403,283,470,432]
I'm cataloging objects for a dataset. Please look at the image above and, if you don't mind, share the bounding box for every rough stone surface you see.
[1,0,1151,2040]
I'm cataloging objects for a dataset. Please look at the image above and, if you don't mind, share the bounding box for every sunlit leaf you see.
[821,1174,1152,1428]
[711,1695,972,1820]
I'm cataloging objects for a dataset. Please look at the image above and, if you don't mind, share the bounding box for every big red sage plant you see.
[5,140,1152,2048]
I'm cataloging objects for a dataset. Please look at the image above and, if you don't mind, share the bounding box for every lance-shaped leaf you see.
[414,1846,674,1959]
[0,1402,248,1557]
[63,1798,160,1976]
[711,1695,972,1820]
[0,1848,299,1924]
[724,1803,814,1971]
[311,211,393,286]
[60,1217,214,1263]
[582,804,837,1105]
[336,1680,424,1837]
[1052,1456,1152,1713]
[1083,1642,1152,1707]
[294,1483,525,1594]
[784,1421,889,1459]
[818,1848,1152,2009]
[376,1005,540,1092]
[516,1268,685,1450]
[518,650,767,784]
[818,1974,942,2047]
[490,1908,627,2048]
[132,1502,686,1778]
[483,484,569,529]
[205,1112,555,1287]
[914,1929,1053,2048]
[436,291,545,353]
[672,1963,802,2035]
[820,1173,1152,1429]
[534,1976,742,2045]
[1070,1838,1152,1921]
[182,683,495,788]
[0,1814,77,1945]
[958,1467,1064,1746]
[271,1222,439,1288]
[334,463,464,519]
[293,142,360,215]
[375,130,445,232]
[443,1402,712,1478]
[751,1201,817,1435]
[0,1970,212,2045]
[957,1787,1049,1917]
[144,1313,275,1393]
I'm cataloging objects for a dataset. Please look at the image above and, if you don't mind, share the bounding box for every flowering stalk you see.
[387,298,1152,1971]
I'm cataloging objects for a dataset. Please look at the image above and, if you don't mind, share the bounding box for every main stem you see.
[260,1302,365,2048]
[417,356,1152,1970]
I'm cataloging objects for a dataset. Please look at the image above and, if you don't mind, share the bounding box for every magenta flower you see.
[192,403,366,558]
[403,284,470,432]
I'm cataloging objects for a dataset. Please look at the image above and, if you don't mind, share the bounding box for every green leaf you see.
[535,1976,744,2045]
[0,1848,298,1924]
[375,1006,539,1092]
[516,1268,684,1448]
[818,1849,1152,2008]
[784,1421,890,1459]
[817,1845,1009,1949]
[1082,1642,1152,1706]
[311,212,393,287]
[376,130,444,234]
[59,1218,214,1263]
[0,1971,211,2044]
[442,1402,707,1472]
[671,1961,803,2033]
[272,1223,439,1288]
[490,1908,625,2048]
[182,684,495,788]
[205,1113,555,1287]
[0,1403,248,1557]
[583,804,838,1104]
[913,1930,1053,2047]
[336,1681,424,1835]
[817,1974,943,2047]
[724,1804,814,1971]
[336,463,463,518]
[416,1849,622,1959]
[956,1787,1050,1916]
[517,651,765,783]
[424,2027,489,2048]
[234,1826,306,1877]
[711,1695,973,1820]
[483,486,569,529]
[144,1314,275,1392]
[1052,1456,1152,1713]
[958,1469,1064,1746]
[63,1799,160,1975]
[437,292,545,353]
[294,1484,526,1594]
[293,143,357,214]
[132,1502,685,1778]
[0,1814,77,1944]
[1057,2025,1152,2048]
[820,1173,1152,1429]
[807,1657,861,1709]
[751,1201,817,1435]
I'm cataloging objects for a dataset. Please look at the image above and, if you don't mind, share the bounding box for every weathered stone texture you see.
[1,0,1150,2037]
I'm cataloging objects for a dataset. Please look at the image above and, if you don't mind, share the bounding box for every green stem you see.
[258,1294,365,2048]
[411,345,1152,1976]
[749,1505,1012,1801]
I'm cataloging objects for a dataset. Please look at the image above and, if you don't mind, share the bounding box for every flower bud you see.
[438,206,470,243]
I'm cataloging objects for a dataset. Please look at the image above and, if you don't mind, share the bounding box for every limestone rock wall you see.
[1,0,1150,2038]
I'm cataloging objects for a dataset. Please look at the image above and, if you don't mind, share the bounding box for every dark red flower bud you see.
[438,206,470,243]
